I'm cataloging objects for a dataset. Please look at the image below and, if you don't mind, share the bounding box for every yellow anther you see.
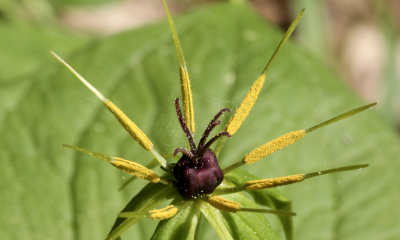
[111,157,160,183]
[246,174,304,191]
[244,130,306,164]
[224,75,266,135]
[105,100,153,151]
[208,196,241,213]
[150,205,178,220]
[180,66,195,133]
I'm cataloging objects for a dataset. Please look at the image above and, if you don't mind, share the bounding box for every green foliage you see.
[1,2,400,240]
[0,22,87,79]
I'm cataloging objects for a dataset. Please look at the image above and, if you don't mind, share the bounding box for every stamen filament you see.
[149,147,171,171]
[212,185,247,196]
[214,136,228,157]
[222,161,245,174]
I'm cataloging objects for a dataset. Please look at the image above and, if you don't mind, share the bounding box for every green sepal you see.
[202,179,279,240]
[225,169,293,240]
[151,198,199,240]
[107,182,178,240]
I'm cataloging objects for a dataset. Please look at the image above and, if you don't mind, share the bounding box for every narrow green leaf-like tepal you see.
[225,169,294,240]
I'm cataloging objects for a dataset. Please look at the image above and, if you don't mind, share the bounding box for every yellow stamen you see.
[105,101,152,151]
[207,196,296,216]
[163,0,195,133]
[223,9,304,136]
[180,66,195,133]
[244,130,306,164]
[63,144,162,183]
[111,157,160,183]
[245,164,369,191]
[225,103,375,172]
[224,75,266,135]
[118,205,178,220]
[208,196,240,213]
[150,205,178,220]
[50,51,153,151]
[246,174,304,191]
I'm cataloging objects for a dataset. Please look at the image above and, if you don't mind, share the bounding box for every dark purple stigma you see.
[172,98,231,198]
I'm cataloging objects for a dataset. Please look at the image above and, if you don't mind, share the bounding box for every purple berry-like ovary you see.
[172,98,231,198]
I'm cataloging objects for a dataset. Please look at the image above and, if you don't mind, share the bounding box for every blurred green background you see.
[1,0,400,239]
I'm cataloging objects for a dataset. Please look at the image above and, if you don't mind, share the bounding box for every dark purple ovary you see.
[172,98,231,199]
[173,149,224,198]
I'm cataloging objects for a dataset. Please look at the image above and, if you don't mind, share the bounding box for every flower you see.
[51,1,375,239]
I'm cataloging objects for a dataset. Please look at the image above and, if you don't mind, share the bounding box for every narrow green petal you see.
[151,199,200,240]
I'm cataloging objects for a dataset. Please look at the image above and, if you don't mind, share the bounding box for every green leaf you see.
[225,169,293,240]
[1,2,400,240]
[0,22,88,80]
